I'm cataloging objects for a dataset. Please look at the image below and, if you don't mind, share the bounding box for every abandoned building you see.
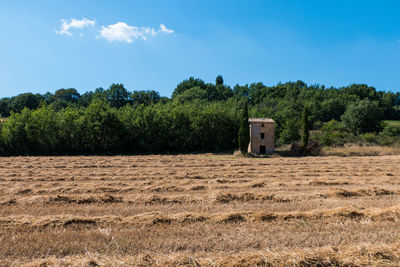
[248,118,275,154]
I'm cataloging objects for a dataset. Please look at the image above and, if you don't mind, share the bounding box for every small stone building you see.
[248,118,275,155]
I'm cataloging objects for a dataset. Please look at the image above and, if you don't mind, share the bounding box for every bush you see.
[381,125,400,137]
[317,120,347,146]
[360,133,378,144]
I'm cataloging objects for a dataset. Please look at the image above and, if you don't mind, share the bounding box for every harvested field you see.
[1,154,400,266]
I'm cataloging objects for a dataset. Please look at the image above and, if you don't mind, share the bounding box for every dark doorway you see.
[259,145,266,154]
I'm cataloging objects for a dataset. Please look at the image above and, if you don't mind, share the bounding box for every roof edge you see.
[248,118,275,123]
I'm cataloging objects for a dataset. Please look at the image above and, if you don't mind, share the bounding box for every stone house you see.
[248,118,275,154]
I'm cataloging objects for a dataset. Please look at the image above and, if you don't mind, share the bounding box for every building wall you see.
[248,122,274,154]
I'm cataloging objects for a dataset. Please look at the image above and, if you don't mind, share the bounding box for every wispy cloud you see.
[160,24,174,34]
[56,18,95,36]
[56,19,173,43]
[99,22,174,43]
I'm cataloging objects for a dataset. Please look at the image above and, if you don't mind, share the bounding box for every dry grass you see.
[322,145,400,156]
[1,154,400,266]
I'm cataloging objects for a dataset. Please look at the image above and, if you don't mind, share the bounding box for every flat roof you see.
[249,118,275,123]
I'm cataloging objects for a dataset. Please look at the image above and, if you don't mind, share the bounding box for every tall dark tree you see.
[301,106,310,150]
[216,75,224,86]
[0,98,11,117]
[238,100,250,155]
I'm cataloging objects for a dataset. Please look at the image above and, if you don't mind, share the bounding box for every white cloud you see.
[56,18,173,43]
[160,24,174,34]
[99,22,174,43]
[56,18,95,36]
[99,22,144,43]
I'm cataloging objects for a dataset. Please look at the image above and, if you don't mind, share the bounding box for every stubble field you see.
[1,154,400,266]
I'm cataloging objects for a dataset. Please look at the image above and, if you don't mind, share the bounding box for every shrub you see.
[360,133,378,144]
[317,120,347,146]
[381,125,400,137]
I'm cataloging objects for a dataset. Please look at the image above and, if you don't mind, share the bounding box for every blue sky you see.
[0,0,399,97]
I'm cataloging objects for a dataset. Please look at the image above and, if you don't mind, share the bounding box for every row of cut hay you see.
[7,243,400,266]
[2,187,396,206]
[0,194,123,205]
[3,205,400,230]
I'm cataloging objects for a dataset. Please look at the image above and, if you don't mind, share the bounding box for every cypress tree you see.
[216,75,224,86]
[301,105,310,151]
[238,99,250,155]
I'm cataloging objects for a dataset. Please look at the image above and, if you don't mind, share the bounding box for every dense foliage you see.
[0,77,399,155]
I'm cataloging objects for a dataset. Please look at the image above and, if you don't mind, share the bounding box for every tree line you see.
[0,75,399,155]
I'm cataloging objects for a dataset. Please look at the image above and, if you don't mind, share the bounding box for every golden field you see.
[1,154,400,266]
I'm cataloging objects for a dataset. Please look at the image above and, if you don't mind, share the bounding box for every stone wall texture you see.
[248,121,274,154]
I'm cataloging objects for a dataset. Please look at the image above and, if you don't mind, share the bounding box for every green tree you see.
[233,84,250,98]
[320,98,346,122]
[106,83,129,108]
[24,106,59,154]
[238,100,250,155]
[58,107,85,154]
[53,88,80,102]
[175,87,208,103]
[78,91,95,107]
[207,83,233,101]
[44,89,79,111]
[301,106,310,150]
[1,109,32,154]
[81,99,125,153]
[216,75,224,86]
[279,119,300,145]
[131,90,160,105]
[0,98,11,117]
[10,93,43,113]
[341,99,383,134]
[380,91,399,120]
[171,77,206,98]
